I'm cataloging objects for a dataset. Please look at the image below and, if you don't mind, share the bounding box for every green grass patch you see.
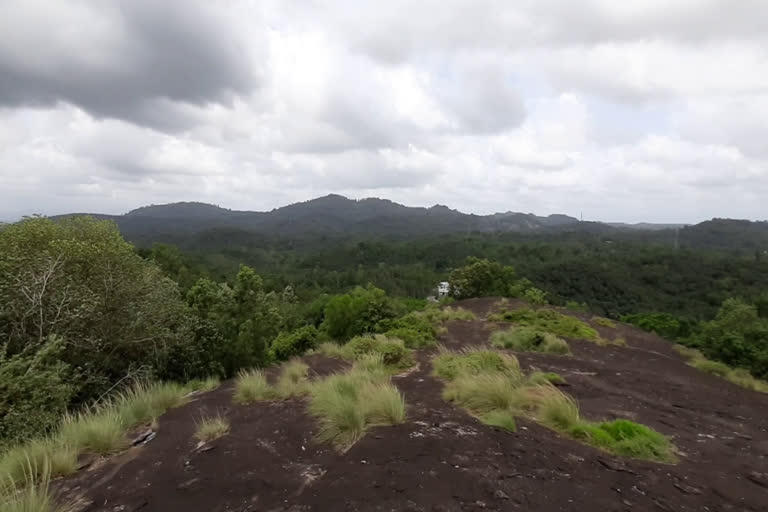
[58,411,127,455]
[528,371,566,385]
[320,335,414,372]
[275,360,310,398]
[308,358,405,450]
[0,459,71,512]
[183,377,221,393]
[0,440,77,488]
[490,327,570,355]
[233,369,276,404]
[440,307,477,321]
[488,308,599,341]
[674,345,768,392]
[194,414,230,443]
[433,347,521,380]
[593,317,617,328]
[433,348,674,462]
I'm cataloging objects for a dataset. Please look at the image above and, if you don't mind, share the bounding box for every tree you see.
[186,265,282,374]
[448,257,519,299]
[0,216,193,442]
[321,285,397,340]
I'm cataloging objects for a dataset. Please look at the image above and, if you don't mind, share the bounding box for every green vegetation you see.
[490,327,570,355]
[528,371,566,385]
[0,460,71,512]
[673,345,768,392]
[434,349,674,462]
[593,317,616,328]
[194,414,230,443]
[233,370,275,404]
[308,358,405,450]
[274,360,310,398]
[270,326,320,361]
[488,308,599,341]
[320,335,414,371]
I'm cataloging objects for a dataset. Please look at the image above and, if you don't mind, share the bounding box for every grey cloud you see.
[0,1,258,131]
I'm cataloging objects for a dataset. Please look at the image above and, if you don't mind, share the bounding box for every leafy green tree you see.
[321,285,397,340]
[186,266,282,374]
[270,325,320,361]
[448,257,519,299]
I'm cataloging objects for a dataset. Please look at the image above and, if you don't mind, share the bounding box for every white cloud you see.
[1,0,768,223]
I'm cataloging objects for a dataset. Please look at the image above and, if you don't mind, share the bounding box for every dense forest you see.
[1,210,768,452]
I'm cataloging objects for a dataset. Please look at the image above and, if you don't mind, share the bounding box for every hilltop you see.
[53,298,768,511]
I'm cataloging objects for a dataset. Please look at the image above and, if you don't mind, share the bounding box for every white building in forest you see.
[437,281,450,298]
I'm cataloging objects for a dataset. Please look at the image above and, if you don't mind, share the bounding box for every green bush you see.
[448,257,519,299]
[489,308,598,341]
[382,310,439,348]
[342,335,413,370]
[270,326,320,361]
[593,317,616,328]
[490,327,570,355]
[0,341,74,450]
[321,285,398,340]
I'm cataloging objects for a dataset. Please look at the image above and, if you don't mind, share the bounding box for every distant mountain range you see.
[50,194,768,253]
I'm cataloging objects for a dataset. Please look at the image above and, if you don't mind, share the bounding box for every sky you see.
[1,0,767,223]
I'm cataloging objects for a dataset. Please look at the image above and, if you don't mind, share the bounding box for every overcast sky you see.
[1,1,767,223]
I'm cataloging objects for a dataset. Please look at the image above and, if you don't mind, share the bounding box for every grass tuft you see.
[481,410,517,432]
[308,364,405,450]
[58,411,127,455]
[440,307,477,321]
[184,377,221,393]
[0,460,71,512]
[194,414,230,443]
[490,327,570,355]
[527,371,566,385]
[433,347,521,380]
[593,317,617,328]
[233,369,276,403]
[275,360,310,398]
[674,345,768,392]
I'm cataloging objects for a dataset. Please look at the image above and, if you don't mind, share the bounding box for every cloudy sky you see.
[1,0,767,223]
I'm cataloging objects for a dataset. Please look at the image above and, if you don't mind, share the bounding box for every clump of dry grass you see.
[194,414,230,443]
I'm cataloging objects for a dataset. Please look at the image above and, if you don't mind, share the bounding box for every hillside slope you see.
[57,299,768,511]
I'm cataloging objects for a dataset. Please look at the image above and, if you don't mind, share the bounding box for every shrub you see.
[58,412,126,455]
[523,287,548,306]
[490,327,570,355]
[593,317,616,328]
[321,285,398,340]
[674,345,768,392]
[448,257,519,299]
[317,342,346,359]
[233,370,276,404]
[341,335,414,371]
[275,360,310,398]
[184,377,221,393]
[270,326,319,361]
[382,310,440,348]
[433,348,521,381]
[488,308,599,341]
[194,414,230,443]
[565,301,588,312]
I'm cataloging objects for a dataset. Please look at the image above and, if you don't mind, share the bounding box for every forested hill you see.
[51,195,768,255]
[55,194,583,242]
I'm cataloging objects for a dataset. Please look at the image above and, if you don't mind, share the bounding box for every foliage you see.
[489,308,599,341]
[490,327,571,355]
[187,266,282,374]
[0,459,72,512]
[621,312,692,339]
[527,371,565,385]
[0,216,192,443]
[321,285,398,340]
[523,287,548,306]
[687,298,768,379]
[448,258,520,299]
[673,345,768,392]
[194,414,230,443]
[270,326,320,361]
[337,335,414,371]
